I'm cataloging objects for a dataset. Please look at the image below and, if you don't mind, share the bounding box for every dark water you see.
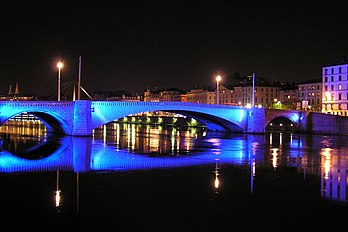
[0,122,347,231]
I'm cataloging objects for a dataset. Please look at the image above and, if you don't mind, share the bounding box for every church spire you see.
[14,81,19,95]
[8,83,12,95]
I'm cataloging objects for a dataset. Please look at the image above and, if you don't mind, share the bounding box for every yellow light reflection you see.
[103,125,107,143]
[171,129,175,153]
[321,148,332,180]
[127,124,131,147]
[214,173,219,189]
[55,190,61,207]
[279,132,282,145]
[252,159,256,177]
[271,148,279,168]
[116,123,120,146]
[214,163,220,189]
[131,124,136,150]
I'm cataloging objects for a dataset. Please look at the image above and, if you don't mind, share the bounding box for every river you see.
[0,120,347,231]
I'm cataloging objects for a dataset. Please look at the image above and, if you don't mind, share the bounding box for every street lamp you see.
[57,61,63,101]
[216,75,222,104]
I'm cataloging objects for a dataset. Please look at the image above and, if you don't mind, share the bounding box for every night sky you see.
[1,1,348,97]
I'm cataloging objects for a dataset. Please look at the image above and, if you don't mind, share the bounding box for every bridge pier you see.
[247,108,265,134]
[72,100,92,136]
[73,137,92,172]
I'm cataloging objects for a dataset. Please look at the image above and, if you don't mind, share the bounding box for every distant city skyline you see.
[1,1,347,96]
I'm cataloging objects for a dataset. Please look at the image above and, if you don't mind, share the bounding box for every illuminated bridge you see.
[0,100,314,136]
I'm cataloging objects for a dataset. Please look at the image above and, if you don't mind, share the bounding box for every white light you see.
[57,61,63,69]
[216,75,222,82]
[55,190,61,207]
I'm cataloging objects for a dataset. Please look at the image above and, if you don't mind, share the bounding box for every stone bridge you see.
[1,100,346,136]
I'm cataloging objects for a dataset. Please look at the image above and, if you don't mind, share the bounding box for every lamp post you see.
[216,75,221,104]
[252,72,255,107]
[57,61,63,101]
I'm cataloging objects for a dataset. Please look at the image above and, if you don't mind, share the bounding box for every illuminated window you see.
[339,84,342,90]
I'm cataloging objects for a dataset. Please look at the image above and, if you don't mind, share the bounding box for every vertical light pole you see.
[78,56,81,100]
[216,75,221,104]
[252,72,255,107]
[57,61,64,101]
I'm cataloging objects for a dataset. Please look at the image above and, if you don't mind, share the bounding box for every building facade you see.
[322,57,348,116]
[279,88,298,110]
[298,80,322,111]
[230,85,280,108]
[185,88,215,104]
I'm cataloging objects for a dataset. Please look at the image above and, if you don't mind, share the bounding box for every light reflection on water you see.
[0,121,348,230]
[1,122,348,201]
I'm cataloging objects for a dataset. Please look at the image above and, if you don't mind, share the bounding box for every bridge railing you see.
[91,101,244,109]
[0,101,74,107]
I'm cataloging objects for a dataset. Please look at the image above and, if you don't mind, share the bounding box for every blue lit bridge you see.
[1,100,344,136]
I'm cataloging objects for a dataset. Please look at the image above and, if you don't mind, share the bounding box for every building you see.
[185,88,215,104]
[279,88,298,110]
[298,79,322,111]
[144,88,184,102]
[322,57,348,116]
[216,85,234,105]
[159,89,182,102]
[143,88,160,102]
[230,85,280,108]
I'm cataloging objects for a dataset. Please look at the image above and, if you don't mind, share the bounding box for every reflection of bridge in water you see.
[0,133,347,202]
[0,135,259,173]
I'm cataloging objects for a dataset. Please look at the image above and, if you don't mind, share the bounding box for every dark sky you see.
[1,1,348,97]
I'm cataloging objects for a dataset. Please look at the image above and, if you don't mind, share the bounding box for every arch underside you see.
[266,116,298,131]
[158,110,244,133]
[1,111,70,135]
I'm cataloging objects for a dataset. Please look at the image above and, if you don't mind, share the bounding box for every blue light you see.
[0,134,261,173]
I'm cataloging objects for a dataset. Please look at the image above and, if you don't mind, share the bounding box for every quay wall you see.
[305,112,348,136]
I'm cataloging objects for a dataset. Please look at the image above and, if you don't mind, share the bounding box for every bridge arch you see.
[91,102,248,133]
[264,109,301,132]
[266,116,298,132]
[167,110,244,132]
[0,111,71,135]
